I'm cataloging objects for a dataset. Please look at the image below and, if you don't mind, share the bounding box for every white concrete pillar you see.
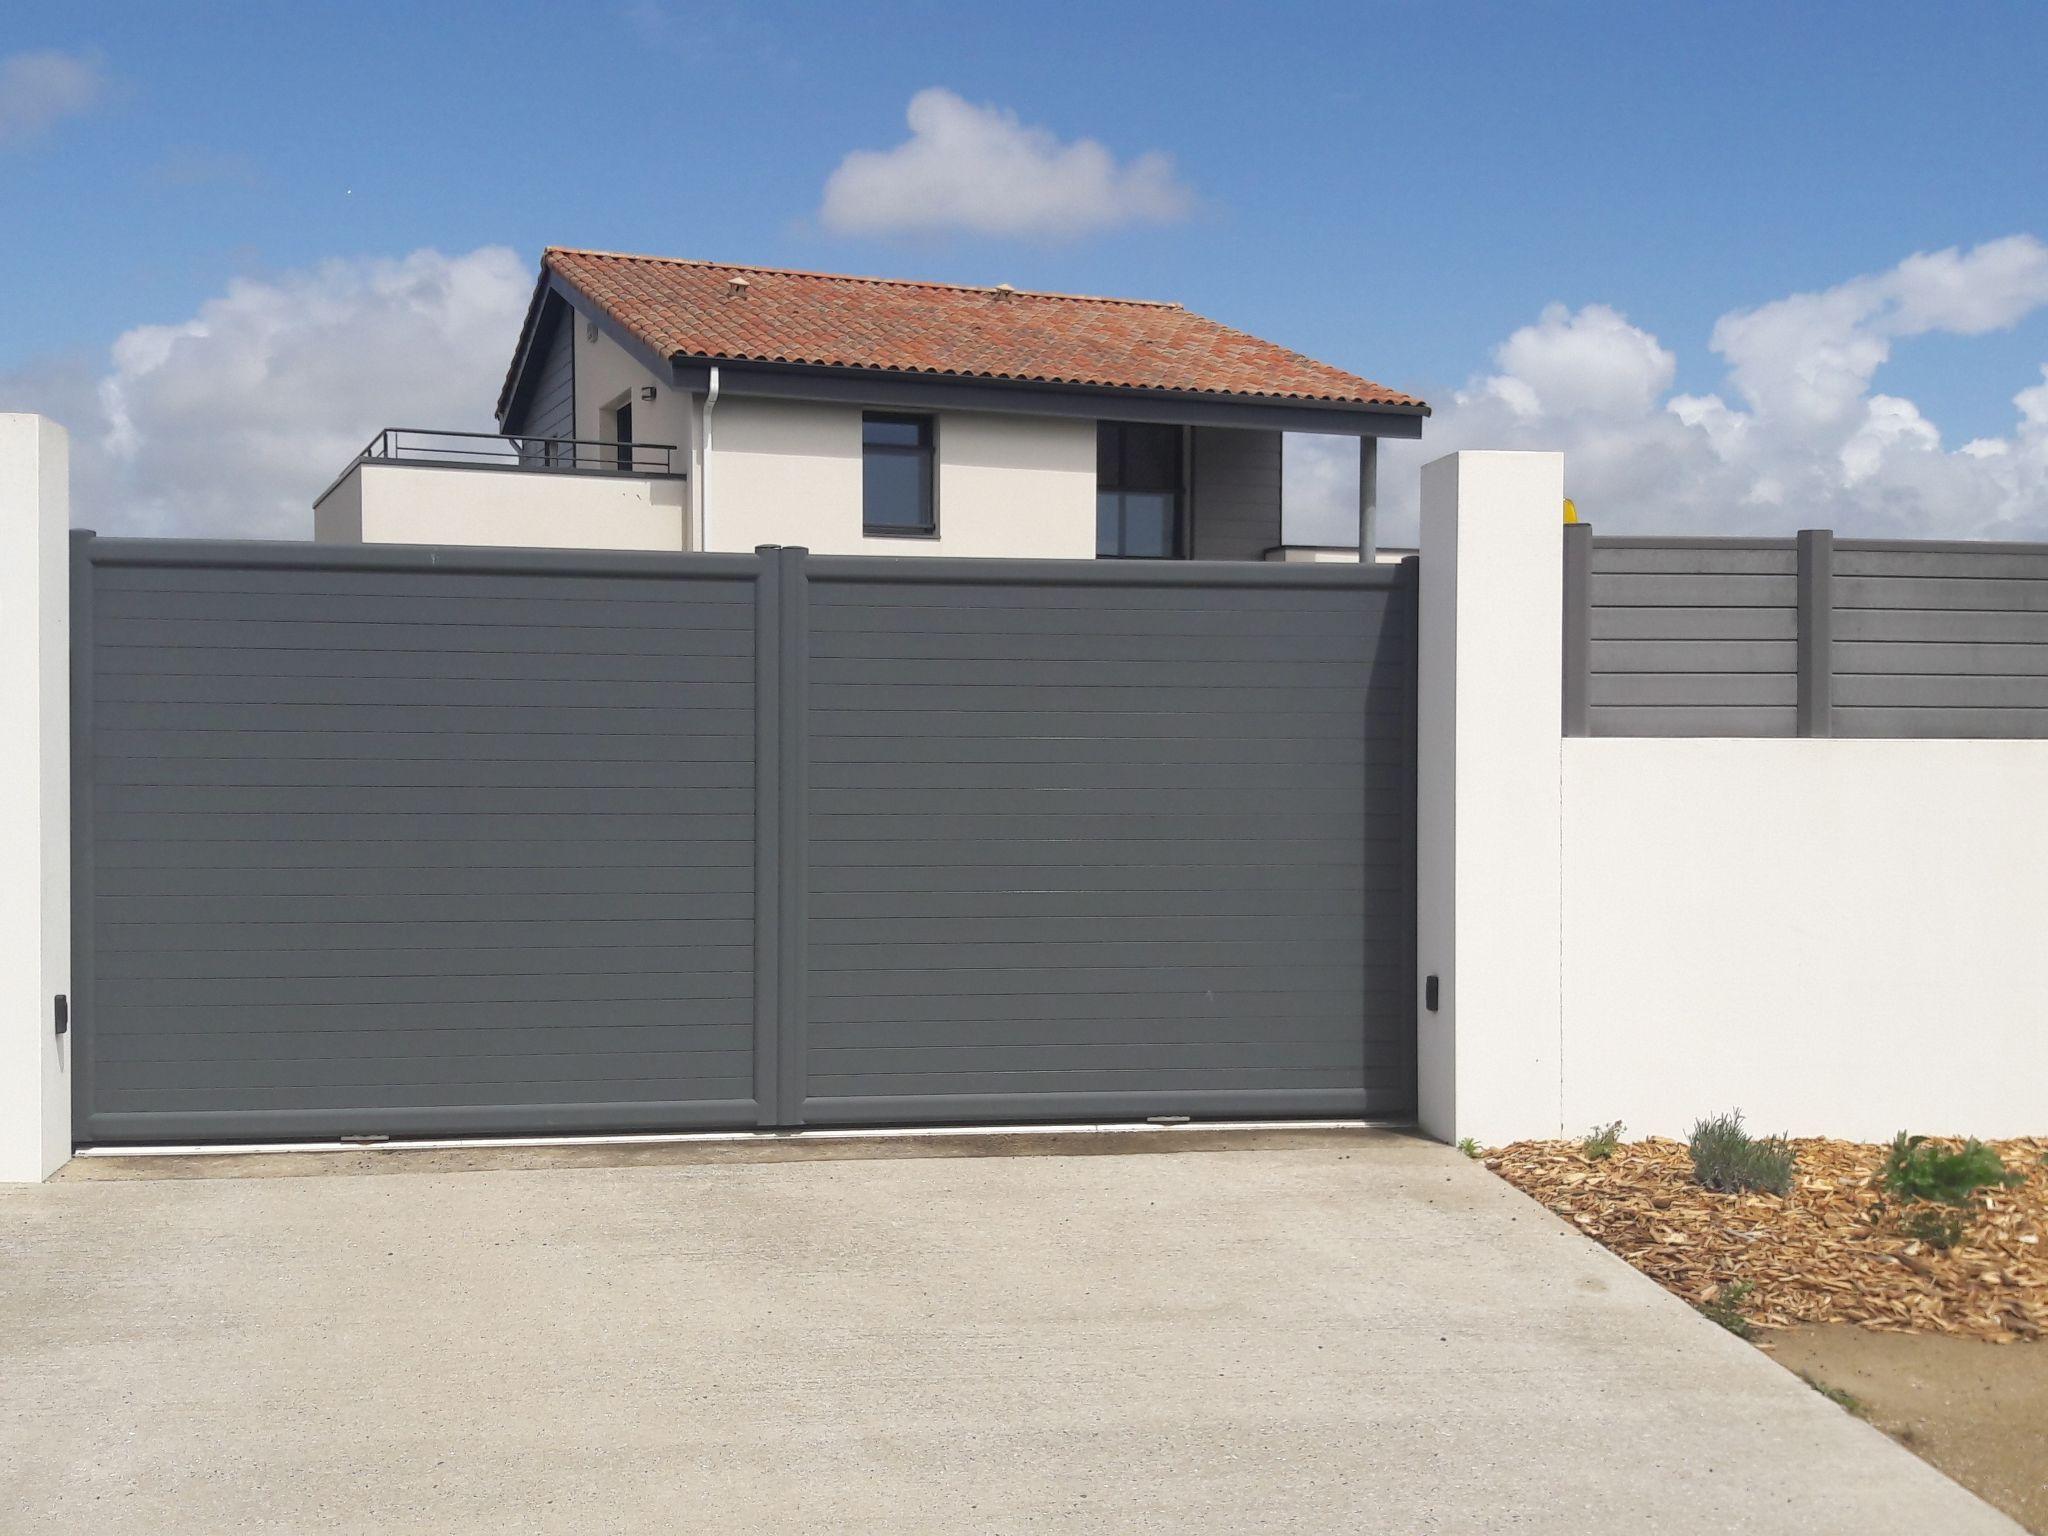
[1416,451,1564,1145]
[0,416,72,1182]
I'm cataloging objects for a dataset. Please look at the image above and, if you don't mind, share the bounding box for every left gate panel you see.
[72,542,762,1144]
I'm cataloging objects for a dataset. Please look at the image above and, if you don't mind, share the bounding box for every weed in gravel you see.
[1880,1134,2023,1206]
[1688,1111,1794,1196]
[1698,1280,1756,1339]
[1581,1121,1624,1161]
[1801,1375,1866,1416]
[1899,1205,1968,1251]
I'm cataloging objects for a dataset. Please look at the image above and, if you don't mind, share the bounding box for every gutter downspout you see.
[699,365,720,552]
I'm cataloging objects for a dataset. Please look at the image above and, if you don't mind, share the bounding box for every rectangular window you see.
[609,400,634,472]
[1096,422,1184,558]
[862,413,935,535]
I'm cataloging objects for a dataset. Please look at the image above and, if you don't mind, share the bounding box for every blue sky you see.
[3,0,2046,540]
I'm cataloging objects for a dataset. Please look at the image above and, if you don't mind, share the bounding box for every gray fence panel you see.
[75,540,765,1144]
[1568,533,2048,739]
[1582,539,1797,736]
[801,562,1415,1125]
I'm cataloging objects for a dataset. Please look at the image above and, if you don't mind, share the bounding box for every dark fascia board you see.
[672,357,1427,438]
[496,286,568,430]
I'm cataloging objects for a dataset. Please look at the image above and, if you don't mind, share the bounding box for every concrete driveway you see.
[0,1129,2019,1534]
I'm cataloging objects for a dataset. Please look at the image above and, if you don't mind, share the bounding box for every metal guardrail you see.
[357,428,680,476]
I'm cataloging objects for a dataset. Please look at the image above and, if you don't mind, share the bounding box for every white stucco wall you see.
[1562,737,2048,1141]
[315,462,690,551]
[0,416,71,1182]
[703,397,1096,558]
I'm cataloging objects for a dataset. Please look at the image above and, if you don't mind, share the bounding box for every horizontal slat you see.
[94,837,755,872]
[1589,639,1794,675]
[81,1096,761,1145]
[93,863,753,899]
[1834,674,2048,708]
[94,729,753,763]
[1589,607,1797,641]
[97,891,751,925]
[803,1087,1405,1124]
[94,616,751,655]
[811,708,1385,740]
[100,917,754,954]
[811,835,1382,868]
[1588,706,1795,737]
[1835,547,2048,581]
[809,581,1372,614]
[1589,673,1797,707]
[811,628,1374,664]
[812,810,1381,841]
[809,1040,1366,1075]
[94,674,749,710]
[95,998,752,1035]
[97,944,753,981]
[810,1002,1383,1041]
[1835,576,2048,612]
[102,638,754,678]
[98,784,754,817]
[810,914,1369,948]
[96,811,752,843]
[810,963,1390,999]
[95,971,754,1007]
[1834,708,2048,739]
[94,564,754,604]
[93,754,754,791]
[809,986,1391,1027]
[807,658,1382,691]
[811,888,1394,922]
[807,604,1376,640]
[96,1048,754,1094]
[1835,641,2048,676]
[1835,609,2048,644]
[95,1076,756,1114]
[814,733,1391,767]
[98,587,752,630]
[1591,573,1797,607]
[96,701,753,736]
[1590,546,1795,575]
[810,682,1381,714]
[809,860,1386,896]
[810,787,1366,818]
[809,759,1386,793]
[806,1065,1374,1095]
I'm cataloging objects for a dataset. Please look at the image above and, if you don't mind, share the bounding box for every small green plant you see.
[1688,1111,1794,1196]
[1879,1133,2022,1206]
[1801,1375,1865,1416]
[1697,1280,1756,1339]
[1456,1136,1482,1159]
[1581,1121,1624,1161]
[1899,1206,1967,1251]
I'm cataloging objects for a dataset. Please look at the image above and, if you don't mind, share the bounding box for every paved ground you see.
[0,1129,2020,1534]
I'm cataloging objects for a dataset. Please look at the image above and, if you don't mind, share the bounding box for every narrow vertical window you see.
[862,413,935,535]
[612,401,634,471]
[1096,422,1184,558]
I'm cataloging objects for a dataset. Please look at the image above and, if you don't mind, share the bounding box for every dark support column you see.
[1561,522,1592,736]
[1796,528,1834,738]
[750,546,783,1126]
[773,545,810,1125]
[1358,437,1380,563]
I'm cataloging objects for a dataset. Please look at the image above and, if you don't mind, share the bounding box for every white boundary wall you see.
[1419,449,2048,1146]
[0,417,71,1181]
[1563,738,2048,1141]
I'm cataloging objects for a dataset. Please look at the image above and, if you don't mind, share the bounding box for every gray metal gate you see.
[70,535,1416,1145]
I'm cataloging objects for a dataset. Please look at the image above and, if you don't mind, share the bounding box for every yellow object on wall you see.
[1563,498,1579,523]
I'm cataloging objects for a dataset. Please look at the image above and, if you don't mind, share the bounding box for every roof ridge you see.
[542,247,1184,310]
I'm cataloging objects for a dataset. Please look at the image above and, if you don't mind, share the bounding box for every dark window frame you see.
[612,400,634,472]
[862,411,937,537]
[1096,421,1186,559]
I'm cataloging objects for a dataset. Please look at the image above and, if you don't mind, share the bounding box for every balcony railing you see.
[354,428,681,476]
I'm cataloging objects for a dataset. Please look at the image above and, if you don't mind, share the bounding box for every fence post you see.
[1561,522,1592,736]
[1416,451,1566,1147]
[773,545,810,1126]
[751,546,784,1127]
[1796,529,1834,738]
[0,416,73,1183]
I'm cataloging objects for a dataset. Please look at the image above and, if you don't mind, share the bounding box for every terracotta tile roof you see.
[513,247,1425,415]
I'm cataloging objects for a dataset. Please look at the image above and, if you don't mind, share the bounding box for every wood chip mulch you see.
[1487,1136,2048,1343]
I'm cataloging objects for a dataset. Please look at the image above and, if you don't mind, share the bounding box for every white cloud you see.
[820,88,1193,239]
[1324,236,2048,548]
[1,247,532,538]
[0,49,106,148]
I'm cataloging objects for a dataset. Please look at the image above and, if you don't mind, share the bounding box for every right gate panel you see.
[801,560,1415,1125]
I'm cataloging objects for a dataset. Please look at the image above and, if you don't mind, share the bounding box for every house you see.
[313,248,1428,559]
